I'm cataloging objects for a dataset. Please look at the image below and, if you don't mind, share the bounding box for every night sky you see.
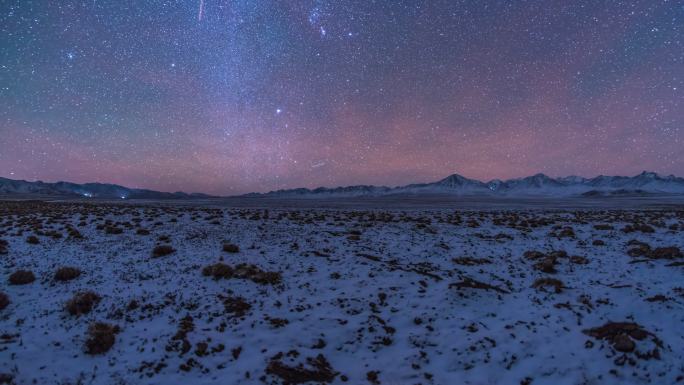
[1,1,682,195]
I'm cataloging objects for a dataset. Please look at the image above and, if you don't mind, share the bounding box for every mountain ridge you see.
[245,171,684,198]
[1,171,683,199]
[0,177,213,200]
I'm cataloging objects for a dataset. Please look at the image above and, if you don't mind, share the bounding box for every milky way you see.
[1,1,682,194]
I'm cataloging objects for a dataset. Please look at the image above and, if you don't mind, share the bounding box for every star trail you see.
[1,1,682,194]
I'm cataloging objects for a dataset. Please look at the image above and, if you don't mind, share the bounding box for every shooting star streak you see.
[198,0,205,21]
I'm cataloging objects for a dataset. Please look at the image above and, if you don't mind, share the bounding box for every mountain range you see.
[247,171,684,198]
[1,171,683,199]
[0,177,212,200]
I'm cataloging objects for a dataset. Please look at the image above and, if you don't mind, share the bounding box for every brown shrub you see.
[202,263,233,279]
[452,257,492,266]
[222,243,239,253]
[223,296,251,317]
[532,278,565,293]
[233,263,282,285]
[136,228,150,235]
[26,235,40,244]
[152,245,175,257]
[570,255,589,265]
[650,247,683,259]
[54,267,82,282]
[593,224,614,231]
[202,262,282,285]
[0,292,9,311]
[85,322,120,355]
[9,270,35,285]
[583,322,658,353]
[104,226,123,235]
[533,257,558,274]
[266,354,337,384]
[66,291,101,316]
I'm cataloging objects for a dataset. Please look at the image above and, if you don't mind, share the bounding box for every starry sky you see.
[1,1,682,195]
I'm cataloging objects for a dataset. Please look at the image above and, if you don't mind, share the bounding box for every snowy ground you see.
[1,200,683,385]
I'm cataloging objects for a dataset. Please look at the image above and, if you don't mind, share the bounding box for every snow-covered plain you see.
[1,200,683,385]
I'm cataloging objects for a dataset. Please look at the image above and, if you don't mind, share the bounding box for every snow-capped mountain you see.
[250,171,684,198]
[0,177,212,200]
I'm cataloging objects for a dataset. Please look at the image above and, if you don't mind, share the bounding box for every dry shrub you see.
[152,245,175,257]
[9,270,35,285]
[136,228,150,235]
[583,322,659,353]
[222,243,239,253]
[223,296,251,317]
[0,292,9,310]
[532,278,565,293]
[266,353,337,384]
[26,235,39,244]
[85,322,120,355]
[202,263,233,279]
[233,263,282,285]
[55,267,82,282]
[104,226,123,235]
[66,291,101,316]
[650,246,683,259]
[202,262,281,285]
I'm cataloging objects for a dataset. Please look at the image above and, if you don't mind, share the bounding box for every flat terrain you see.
[1,200,683,384]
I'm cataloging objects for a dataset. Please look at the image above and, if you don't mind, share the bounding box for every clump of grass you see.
[26,235,40,244]
[202,262,282,285]
[152,245,175,257]
[66,291,101,316]
[54,267,82,282]
[202,262,233,279]
[222,243,239,253]
[532,278,565,293]
[9,270,35,285]
[136,228,150,235]
[104,226,123,235]
[0,291,9,311]
[85,322,120,355]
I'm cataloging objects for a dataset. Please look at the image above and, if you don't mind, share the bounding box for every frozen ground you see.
[1,200,683,385]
